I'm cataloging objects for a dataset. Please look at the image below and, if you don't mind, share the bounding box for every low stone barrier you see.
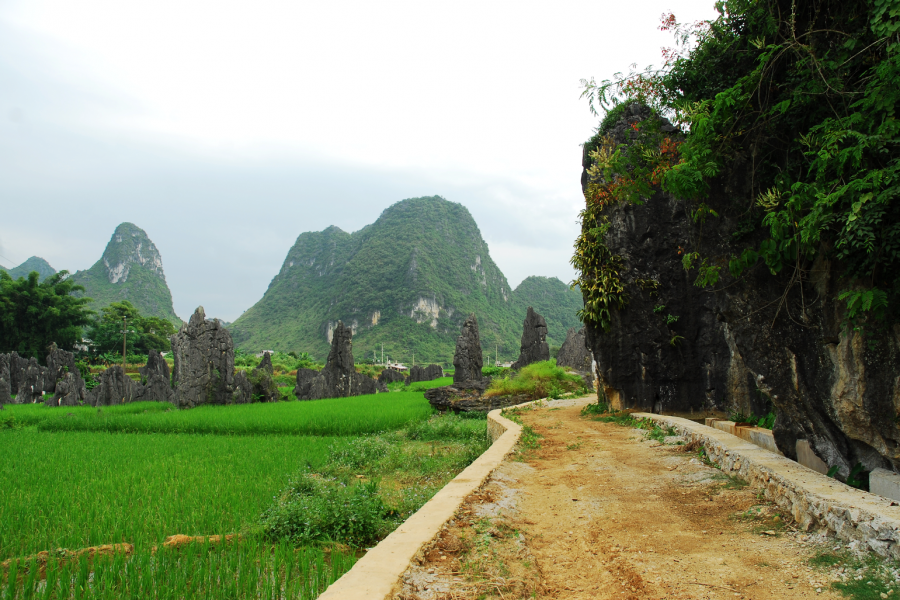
[318,408,523,599]
[636,413,900,558]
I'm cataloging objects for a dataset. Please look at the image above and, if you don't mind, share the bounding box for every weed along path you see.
[397,398,842,600]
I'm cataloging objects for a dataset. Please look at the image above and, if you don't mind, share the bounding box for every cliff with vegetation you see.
[574,0,900,479]
[71,223,179,324]
[230,196,582,364]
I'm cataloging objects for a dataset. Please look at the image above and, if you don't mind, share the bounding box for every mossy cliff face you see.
[582,106,900,477]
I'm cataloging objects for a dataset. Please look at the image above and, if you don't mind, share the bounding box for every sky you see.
[0,0,719,322]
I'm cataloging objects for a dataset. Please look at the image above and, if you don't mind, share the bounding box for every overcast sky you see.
[0,0,718,322]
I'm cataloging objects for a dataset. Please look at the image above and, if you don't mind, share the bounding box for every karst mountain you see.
[71,222,179,324]
[229,196,583,363]
[0,256,57,282]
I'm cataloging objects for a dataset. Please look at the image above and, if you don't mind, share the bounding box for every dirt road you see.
[398,397,842,599]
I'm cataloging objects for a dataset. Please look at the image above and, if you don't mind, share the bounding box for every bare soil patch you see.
[397,398,843,599]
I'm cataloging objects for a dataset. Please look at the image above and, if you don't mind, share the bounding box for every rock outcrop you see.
[134,349,174,403]
[452,314,483,384]
[45,344,86,398]
[511,307,549,370]
[171,307,251,408]
[16,358,46,404]
[557,327,592,373]
[293,321,378,400]
[49,372,87,406]
[409,364,443,383]
[0,355,11,404]
[88,366,137,406]
[581,103,900,478]
[246,353,279,403]
[425,380,522,413]
[378,368,406,385]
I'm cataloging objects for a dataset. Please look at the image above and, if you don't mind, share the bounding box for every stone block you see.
[870,468,900,502]
[796,440,829,475]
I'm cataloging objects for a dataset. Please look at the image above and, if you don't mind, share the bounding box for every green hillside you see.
[71,223,180,324]
[0,257,57,282]
[230,196,549,365]
[510,276,583,347]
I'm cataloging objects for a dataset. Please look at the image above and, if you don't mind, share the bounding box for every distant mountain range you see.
[229,196,583,364]
[71,223,180,324]
[0,256,57,281]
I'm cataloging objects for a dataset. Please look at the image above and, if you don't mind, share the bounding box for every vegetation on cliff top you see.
[0,256,56,282]
[576,0,900,330]
[72,222,180,325]
[231,196,582,363]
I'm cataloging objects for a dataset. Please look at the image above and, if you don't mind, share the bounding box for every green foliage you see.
[86,300,177,357]
[0,270,94,359]
[757,412,775,430]
[577,0,900,329]
[485,360,586,400]
[0,256,56,282]
[0,413,14,429]
[6,394,433,436]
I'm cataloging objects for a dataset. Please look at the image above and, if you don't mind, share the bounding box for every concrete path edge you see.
[635,412,900,558]
[317,408,523,599]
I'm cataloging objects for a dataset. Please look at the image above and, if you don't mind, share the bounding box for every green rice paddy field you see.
[0,392,489,599]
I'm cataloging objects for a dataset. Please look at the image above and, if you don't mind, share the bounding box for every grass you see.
[0,394,493,599]
[808,547,900,599]
[500,405,543,460]
[4,393,433,436]
[386,376,454,393]
[485,360,586,400]
[0,429,343,557]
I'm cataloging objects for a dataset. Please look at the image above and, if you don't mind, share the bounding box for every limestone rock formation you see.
[231,371,253,404]
[425,380,522,413]
[134,349,174,403]
[511,307,549,370]
[378,368,406,385]
[45,344,86,397]
[409,364,443,383]
[49,372,87,406]
[557,327,592,372]
[88,366,137,406]
[16,358,46,404]
[452,314,482,384]
[247,353,279,403]
[5,353,27,402]
[0,355,11,405]
[292,321,378,400]
[171,307,251,408]
[580,103,900,477]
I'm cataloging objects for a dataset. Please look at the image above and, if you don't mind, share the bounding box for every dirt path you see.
[397,397,842,600]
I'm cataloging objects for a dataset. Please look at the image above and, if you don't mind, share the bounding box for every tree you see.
[0,270,94,360]
[86,300,176,356]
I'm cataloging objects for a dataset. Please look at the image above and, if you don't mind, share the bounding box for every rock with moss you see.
[408,364,443,383]
[171,306,251,408]
[0,355,11,404]
[247,352,279,402]
[134,349,174,403]
[293,321,377,400]
[49,372,87,406]
[88,366,137,406]
[452,314,482,384]
[45,343,85,396]
[512,307,549,370]
[378,368,406,385]
[16,358,46,404]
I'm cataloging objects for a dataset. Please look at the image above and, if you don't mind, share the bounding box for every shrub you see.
[485,360,585,400]
[260,474,386,546]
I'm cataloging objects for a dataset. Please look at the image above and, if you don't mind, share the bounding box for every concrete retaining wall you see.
[318,408,522,599]
[636,413,900,558]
